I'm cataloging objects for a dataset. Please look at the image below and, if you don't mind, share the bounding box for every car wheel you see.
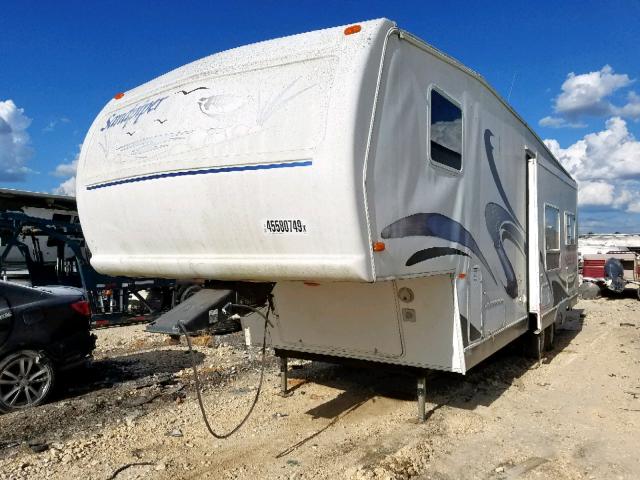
[0,350,55,413]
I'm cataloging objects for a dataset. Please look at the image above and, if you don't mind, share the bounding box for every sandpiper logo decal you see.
[100,96,168,131]
[194,77,317,126]
[177,87,208,96]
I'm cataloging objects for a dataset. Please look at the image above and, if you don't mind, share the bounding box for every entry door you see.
[526,149,543,330]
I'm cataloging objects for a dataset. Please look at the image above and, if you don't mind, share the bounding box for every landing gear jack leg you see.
[523,327,546,365]
[279,356,288,396]
[417,375,427,422]
[533,329,545,366]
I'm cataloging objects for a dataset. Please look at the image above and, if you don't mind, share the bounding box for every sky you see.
[1,0,639,233]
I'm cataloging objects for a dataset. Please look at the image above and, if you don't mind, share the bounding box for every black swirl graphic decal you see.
[539,251,553,306]
[480,130,527,298]
[484,130,523,230]
[381,213,497,284]
[551,279,569,304]
[406,247,469,267]
[485,202,526,298]
[380,128,575,304]
[380,128,533,299]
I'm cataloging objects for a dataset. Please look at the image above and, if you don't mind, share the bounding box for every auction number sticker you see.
[263,219,308,234]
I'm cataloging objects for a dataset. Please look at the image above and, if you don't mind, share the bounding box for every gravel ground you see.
[1,292,639,479]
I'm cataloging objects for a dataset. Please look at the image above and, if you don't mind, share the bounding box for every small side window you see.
[565,212,576,245]
[429,89,462,171]
[545,204,560,269]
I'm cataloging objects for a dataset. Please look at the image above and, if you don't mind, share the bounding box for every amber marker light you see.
[372,241,386,252]
[114,92,125,100]
[457,273,467,279]
[344,25,361,35]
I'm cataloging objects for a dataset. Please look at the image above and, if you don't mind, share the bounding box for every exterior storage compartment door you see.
[272,281,404,358]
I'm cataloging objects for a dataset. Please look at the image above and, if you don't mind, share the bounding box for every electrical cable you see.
[178,302,271,439]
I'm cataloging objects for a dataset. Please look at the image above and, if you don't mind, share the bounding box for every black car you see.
[0,281,96,412]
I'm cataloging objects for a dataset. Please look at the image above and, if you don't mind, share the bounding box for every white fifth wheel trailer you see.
[76,19,578,418]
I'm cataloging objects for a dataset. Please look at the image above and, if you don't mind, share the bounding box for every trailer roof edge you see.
[397,29,575,185]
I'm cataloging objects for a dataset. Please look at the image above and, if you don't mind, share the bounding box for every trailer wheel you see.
[543,324,555,351]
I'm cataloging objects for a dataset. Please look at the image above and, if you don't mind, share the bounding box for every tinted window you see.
[430,89,462,170]
[565,212,576,245]
[545,205,560,269]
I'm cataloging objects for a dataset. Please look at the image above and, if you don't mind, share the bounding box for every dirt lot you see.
[1,293,639,480]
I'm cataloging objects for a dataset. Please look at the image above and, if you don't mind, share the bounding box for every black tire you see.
[523,329,545,360]
[212,317,242,335]
[0,350,55,413]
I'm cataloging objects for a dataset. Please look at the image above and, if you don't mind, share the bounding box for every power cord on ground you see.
[178,303,271,439]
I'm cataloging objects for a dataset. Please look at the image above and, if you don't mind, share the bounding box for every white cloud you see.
[576,181,614,206]
[613,91,640,118]
[43,116,71,133]
[53,176,76,196]
[545,117,640,181]
[53,158,78,177]
[540,66,640,127]
[612,187,635,208]
[628,200,640,214]
[554,65,632,118]
[0,99,34,181]
[539,116,564,128]
[544,117,640,211]
[52,146,80,196]
[539,116,586,128]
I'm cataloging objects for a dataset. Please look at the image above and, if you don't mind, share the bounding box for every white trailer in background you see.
[579,233,640,257]
[76,19,578,418]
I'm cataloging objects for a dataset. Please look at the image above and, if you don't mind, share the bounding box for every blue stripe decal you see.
[86,160,313,191]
